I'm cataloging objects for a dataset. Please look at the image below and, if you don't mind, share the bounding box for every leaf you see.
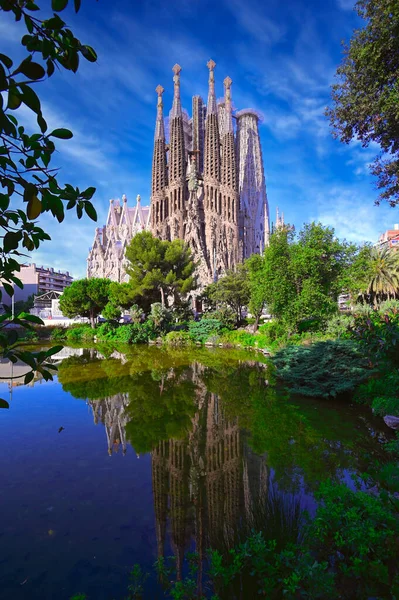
[0,399,9,409]
[52,0,69,11]
[84,201,97,221]
[7,88,21,110]
[24,371,34,384]
[74,0,81,12]
[37,114,47,133]
[49,128,73,139]
[82,186,96,199]
[21,313,44,325]
[27,196,42,220]
[46,59,55,77]
[3,282,14,297]
[0,53,13,69]
[3,231,22,252]
[81,45,97,63]
[19,83,41,114]
[23,183,37,204]
[45,345,64,357]
[17,60,45,81]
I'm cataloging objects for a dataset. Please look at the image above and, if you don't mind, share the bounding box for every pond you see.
[0,345,391,600]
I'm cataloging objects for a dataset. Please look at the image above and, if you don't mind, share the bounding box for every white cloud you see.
[337,0,356,10]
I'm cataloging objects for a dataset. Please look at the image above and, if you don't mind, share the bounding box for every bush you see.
[188,318,223,343]
[272,340,371,398]
[163,331,193,347]
[324,314,354,338]
[21,330,39,342]
[65,325,95,342]
[258,320,288,342]
[203,306,236,329]
[51,327,67,341]
[355,370,399,417]
[96,322,117,339]
[148,303,172,333]
[310,481,399,599]
[350,309,399,366]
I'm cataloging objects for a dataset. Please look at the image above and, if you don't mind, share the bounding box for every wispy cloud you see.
[337,0,356,11]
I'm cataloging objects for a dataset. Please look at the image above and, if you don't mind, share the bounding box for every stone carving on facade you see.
[87,195,151,282]
[150,61,271,289]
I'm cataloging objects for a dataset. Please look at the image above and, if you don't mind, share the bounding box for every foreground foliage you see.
[272,340,371,398]
[327,0,399,206]
[0,0,97,391]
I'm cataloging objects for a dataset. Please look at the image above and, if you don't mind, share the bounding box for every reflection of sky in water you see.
[0,348,391,600]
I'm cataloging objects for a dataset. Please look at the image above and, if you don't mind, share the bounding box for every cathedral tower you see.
[236,110,270,258]
[151,85,168,237]
[149,61,271,289]
[168,64,186,240]
[220,76,240,269]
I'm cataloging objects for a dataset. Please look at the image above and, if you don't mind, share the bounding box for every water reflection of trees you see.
[56,347,389,581]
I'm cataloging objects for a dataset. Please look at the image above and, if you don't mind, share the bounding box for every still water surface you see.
[0,345,391,599]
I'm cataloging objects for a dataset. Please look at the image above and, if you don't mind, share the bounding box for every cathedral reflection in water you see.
[87,363,267,580]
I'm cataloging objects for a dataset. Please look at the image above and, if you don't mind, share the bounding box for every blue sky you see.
[1,0,398,278]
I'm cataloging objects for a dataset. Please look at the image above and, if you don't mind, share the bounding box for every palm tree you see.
[365,245,399,305]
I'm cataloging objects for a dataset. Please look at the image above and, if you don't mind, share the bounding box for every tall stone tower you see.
[236,110,270,258]
[150,61,270,287]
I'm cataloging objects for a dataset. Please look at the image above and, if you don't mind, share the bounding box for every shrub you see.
[129,304,144,324]
[163,331,193,347]
[355,370,399,416]
[96,322,117,339]
[65,325,95,342]
[203,306,236,329]
[188,318,223,343]
[310,481,399,599]
[379,299,399,315]
[21,330,39,342]
[272,340,371,398]
[148,303,172,333]
[324,314,354,338]
[51,327,67,341]
[349,309,399,366]
[258,320,288,342]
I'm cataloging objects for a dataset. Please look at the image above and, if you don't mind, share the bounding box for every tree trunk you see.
[253,313,260,333]
[160,286,165,308]
[90,311,96,329]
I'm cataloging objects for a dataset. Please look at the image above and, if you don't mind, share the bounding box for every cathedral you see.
[151,60,270,286]
[86,194,150,282]
[87,61,270,286]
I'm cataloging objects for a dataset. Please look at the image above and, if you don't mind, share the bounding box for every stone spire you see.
[154,84,165,140]
[220,76,239,269]
[223,76,233,134]
[206,59,217,116]
[171,63,182,118]
[168,64,186,237]
[204,59,220,180]
[221,76,236,188]
[151,84,168,232]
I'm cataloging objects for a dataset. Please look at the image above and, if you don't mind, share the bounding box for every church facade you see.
[87,61,270,287]
[150,61,270,286]
[86,195,150,282]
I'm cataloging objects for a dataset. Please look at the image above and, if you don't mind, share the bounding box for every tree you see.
[364,245,399,304]
[59,278,111,327]
[0,0,98,390]
[263,223,356,331]
[327,0,399,206]
[204,263,250,324]
[116,231,196,312]
[246,254,267,332]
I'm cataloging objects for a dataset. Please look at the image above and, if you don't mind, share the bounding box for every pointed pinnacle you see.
[207,59,216,71]
[172,64,182,76]
[155,85,164,96]
[224,76,232,88]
